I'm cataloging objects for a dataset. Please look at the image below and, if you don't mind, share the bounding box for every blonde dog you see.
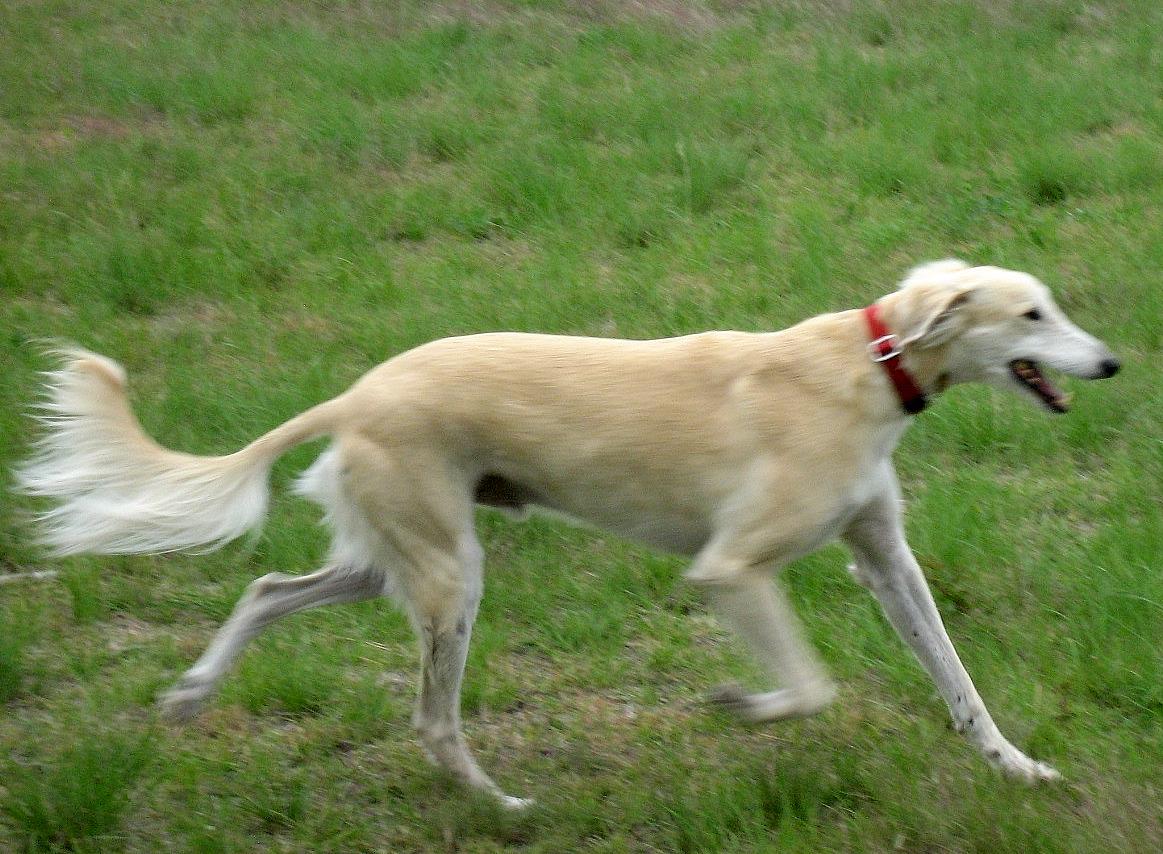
[17,260,1119,807]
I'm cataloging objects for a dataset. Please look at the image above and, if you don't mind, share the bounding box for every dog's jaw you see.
[1009,359,1070,413]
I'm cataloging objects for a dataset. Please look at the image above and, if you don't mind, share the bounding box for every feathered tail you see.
[14,350,343,556]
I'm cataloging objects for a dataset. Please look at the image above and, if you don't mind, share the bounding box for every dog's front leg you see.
[688,553,836,723]
[843,480,1060,784]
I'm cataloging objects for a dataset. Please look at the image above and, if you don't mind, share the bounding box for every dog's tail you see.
[14,349,346,556]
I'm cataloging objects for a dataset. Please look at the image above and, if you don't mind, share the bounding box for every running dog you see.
[16,260,1120,807]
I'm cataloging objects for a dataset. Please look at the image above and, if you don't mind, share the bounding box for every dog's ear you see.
[900,288,973,348]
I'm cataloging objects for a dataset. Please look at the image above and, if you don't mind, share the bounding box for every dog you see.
[15,260,1120,808]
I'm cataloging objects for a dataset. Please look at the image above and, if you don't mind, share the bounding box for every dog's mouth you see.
[1010,359,1070,413]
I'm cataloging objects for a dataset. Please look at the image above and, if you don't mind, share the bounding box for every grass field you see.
[2,1,1161,850]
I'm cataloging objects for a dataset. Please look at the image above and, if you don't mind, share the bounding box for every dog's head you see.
[892,260,1120,413]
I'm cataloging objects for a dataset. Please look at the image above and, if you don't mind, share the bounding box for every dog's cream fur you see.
[16,260,1119,807]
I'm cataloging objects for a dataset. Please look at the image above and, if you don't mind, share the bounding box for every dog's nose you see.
[1098,358,1121,378]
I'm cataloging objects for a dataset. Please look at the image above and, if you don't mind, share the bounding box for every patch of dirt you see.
[339,1,745,34]
[105,615,158,654]
[71,114,134,139]
[276,309,343,340]
[255,0,748,36]
[34,112,167,152]
[572,0,731,31]
[148,300,236,340]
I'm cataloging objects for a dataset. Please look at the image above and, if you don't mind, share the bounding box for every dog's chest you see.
[754,423,907,561]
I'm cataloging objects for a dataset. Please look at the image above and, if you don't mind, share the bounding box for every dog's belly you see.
[550,503,715,556]
[595,509,713,555]
[470,443,895,563]
[474,472,716,556]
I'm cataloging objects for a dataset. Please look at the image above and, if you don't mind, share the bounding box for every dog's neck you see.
[854,295,954,411]
[900,345,953,397]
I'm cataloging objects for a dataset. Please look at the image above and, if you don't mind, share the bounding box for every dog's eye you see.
[1023,308,1042,321]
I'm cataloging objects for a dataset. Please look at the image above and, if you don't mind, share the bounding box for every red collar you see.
[863,303,928,415]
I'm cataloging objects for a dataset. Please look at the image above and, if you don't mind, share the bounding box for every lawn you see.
[1,1,1161,851]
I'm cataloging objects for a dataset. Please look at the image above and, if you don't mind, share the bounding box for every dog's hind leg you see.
[843,480,1060,784]
[403,535,531,810]
[689,552,837,723]
[161,563,385,720]
[339,437,529,808]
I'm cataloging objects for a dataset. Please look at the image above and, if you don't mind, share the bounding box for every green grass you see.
[2,0,1161,850]
[2,727,155,851]
[0,631,26,705]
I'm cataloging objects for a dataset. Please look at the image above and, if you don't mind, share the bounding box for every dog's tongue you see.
[1015,359,1070,412]
[1034,371,1069,412]
[1032,372,1059,400]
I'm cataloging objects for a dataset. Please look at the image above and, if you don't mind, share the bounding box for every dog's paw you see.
[708,682,835,723]
[709,683,771,722]
[1029,761,1062,784]
[988,743,1062,784]
[708,683,750,711]
[1004,756,1062,785]
[159,680,211,722]
[498,794,535,812]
